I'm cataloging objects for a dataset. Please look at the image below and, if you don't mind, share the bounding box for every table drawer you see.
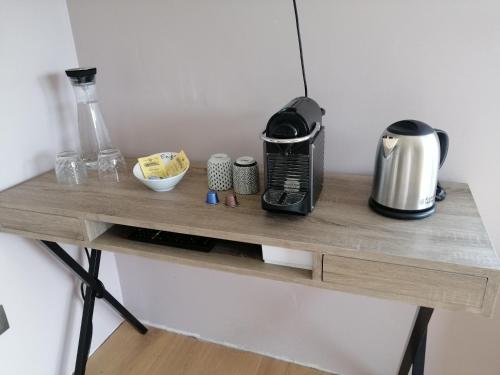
[323,255,487,309]
[0,207,84,241]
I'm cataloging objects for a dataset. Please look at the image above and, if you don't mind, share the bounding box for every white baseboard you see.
[141,319,336,374]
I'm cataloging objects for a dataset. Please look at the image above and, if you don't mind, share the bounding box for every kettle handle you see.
[435,129,449,168]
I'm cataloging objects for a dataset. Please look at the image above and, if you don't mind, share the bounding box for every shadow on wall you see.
[105,111,290,163]
[38,73,78,153]
[32,240,85,375]
[30,151,54,175]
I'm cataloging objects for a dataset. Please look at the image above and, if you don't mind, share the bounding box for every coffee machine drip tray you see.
[263,189,306,208]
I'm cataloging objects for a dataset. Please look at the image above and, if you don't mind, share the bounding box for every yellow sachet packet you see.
[138,154,167,179]
[165,150,190,177]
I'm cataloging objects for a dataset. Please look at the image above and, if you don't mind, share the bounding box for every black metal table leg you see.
[411,324,428,375]
[75,249,101,375]
[398,306,434,375]
[40,241,147,374]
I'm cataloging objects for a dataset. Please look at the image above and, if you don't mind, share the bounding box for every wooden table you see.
[1,164,498,375]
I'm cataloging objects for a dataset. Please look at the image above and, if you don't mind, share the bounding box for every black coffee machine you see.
[261,97,325,215]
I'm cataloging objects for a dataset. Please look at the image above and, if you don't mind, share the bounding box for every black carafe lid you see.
[65,67,97,85]
[388,120,434,136]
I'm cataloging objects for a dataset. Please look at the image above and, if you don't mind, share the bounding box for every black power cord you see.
[80,248,91,300]
[292,0,308,97]
[80,247,94,361]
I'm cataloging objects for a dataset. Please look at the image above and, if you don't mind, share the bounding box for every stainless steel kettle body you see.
[370,120,449,219]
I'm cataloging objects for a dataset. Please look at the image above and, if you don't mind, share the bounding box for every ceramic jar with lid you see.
[207,153,233,191]
[232,156,259,195]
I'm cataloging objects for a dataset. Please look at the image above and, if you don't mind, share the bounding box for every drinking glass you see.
[55,151,87,185]
[98,148,127,182]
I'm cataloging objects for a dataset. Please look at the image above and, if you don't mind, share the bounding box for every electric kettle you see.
[369,120,449,219]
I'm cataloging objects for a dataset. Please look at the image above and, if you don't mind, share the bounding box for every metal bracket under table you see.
[41,241,148,375]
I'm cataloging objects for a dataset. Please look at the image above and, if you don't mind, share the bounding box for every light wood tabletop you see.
[0,162,499,315]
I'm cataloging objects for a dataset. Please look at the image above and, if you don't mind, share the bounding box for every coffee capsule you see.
[206,190,219,205]
[224,193,239,208]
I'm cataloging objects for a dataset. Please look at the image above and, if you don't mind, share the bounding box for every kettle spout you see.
[382,136,398,158]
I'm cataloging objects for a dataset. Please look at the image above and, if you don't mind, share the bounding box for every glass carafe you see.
[66,67,114,169]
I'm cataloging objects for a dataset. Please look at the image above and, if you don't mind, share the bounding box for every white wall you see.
[0,1,123,374]
[66,0,500,374]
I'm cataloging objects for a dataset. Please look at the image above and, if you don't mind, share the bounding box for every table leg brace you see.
[41,241,147,375]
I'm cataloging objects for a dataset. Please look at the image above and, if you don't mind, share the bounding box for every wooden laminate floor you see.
[86,323,331,375]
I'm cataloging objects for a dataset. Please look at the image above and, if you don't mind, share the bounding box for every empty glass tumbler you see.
[98,149,127,183]
[65,67,114,169]
[55,151,87,185]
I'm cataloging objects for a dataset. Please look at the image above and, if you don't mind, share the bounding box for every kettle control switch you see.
[0,305,9,335]
[382,136,398,158]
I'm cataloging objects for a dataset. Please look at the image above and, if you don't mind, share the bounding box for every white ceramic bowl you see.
[133,152,189,192]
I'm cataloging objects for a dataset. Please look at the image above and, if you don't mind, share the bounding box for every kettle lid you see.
[388,120,434,136]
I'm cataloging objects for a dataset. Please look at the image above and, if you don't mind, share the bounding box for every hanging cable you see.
[79,247,94,361]
[292,0,308,97]
[80,248,92,300]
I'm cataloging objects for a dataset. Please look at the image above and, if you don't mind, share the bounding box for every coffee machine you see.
[261,97,325,215]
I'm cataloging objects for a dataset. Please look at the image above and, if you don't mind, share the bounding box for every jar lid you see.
[208,153,231,163]
[235,156,256,167]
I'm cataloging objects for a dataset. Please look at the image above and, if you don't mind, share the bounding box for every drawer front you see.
[0,207,84,241]
[323,255,487,309]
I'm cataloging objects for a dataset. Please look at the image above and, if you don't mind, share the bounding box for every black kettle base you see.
[369,198,435,220]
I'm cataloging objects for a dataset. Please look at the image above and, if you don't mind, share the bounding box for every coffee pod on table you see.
[233,156,259,195]
[224,192,239,208]
[207,153,232,191]
[206,190,219,205]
